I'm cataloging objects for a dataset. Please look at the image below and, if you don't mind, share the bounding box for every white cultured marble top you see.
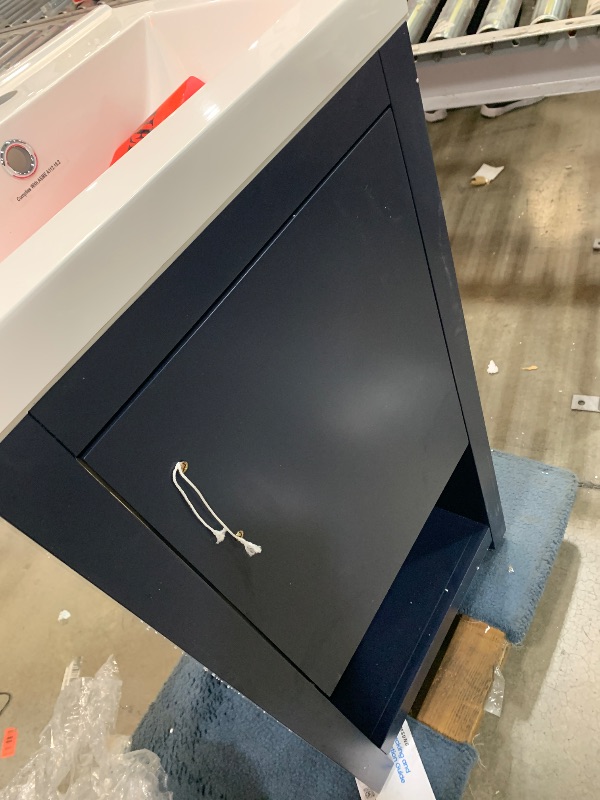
[0,0,408,442]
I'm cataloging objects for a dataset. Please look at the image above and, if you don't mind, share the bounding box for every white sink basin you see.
[0,0,407,441]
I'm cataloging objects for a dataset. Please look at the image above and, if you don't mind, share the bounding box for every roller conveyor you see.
[0,0,139,76]
[0,0,599,113]
[412,0,600,110]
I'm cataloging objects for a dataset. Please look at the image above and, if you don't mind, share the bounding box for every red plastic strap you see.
[110,76,205,165]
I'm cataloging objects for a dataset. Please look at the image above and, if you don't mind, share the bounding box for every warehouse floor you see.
[1,91,599,798]
[428,93,600,799]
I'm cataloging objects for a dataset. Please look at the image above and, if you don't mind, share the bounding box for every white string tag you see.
[171,462,262,556]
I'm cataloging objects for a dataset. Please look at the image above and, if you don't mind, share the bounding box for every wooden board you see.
[413,616,508,742]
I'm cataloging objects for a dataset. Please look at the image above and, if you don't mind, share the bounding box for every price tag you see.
[1,727,18,759]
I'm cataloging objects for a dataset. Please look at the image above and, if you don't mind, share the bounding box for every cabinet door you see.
[85,111,467,695]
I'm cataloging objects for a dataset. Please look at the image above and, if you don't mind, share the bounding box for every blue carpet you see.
[460,451,578,644]
[410,721,477,800]
[133,451,577,799]
[132,656,476,800]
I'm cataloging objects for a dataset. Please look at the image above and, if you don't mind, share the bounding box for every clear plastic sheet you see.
[484,665,505,717]
[0,658,172,800]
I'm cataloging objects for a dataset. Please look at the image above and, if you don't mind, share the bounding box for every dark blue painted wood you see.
[379,28,505,546]
[84,111,468,697]
[378,523,492,753]
[331,504,490,745]
[437,444,488,524]
[30,55,390,456]
[0,27,504,786]
[0,416,393,791]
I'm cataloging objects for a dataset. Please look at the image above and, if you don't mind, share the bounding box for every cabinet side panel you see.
[379,26,505,544]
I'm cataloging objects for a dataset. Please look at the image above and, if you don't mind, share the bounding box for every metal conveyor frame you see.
[414,15,600,109]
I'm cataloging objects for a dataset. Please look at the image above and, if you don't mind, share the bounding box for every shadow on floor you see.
[466,538,581,798]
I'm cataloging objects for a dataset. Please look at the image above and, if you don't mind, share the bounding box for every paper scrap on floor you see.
[356,721,435,799]
[471,164,504,186]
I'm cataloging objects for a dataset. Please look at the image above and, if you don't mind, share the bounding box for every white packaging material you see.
[356,721,436,799]
[484,665,506,717]
[0,658,171,800]
[471,164,505,186]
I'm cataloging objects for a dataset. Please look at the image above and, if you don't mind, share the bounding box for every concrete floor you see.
[0,519,182,785]
[427,93,600,799]
[0,91,598,798]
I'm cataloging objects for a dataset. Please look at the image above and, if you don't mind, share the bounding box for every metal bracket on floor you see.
[571,395,600,413]
[414,16,600,110]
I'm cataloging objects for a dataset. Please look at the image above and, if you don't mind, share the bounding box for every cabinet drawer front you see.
[85,111,467,695]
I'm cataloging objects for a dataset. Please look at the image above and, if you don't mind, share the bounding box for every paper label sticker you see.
[1,727,18,758]
[356,721,435,799]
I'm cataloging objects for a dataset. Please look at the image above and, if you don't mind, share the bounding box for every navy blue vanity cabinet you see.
[0,26,504,793]
[84,111,468,696]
